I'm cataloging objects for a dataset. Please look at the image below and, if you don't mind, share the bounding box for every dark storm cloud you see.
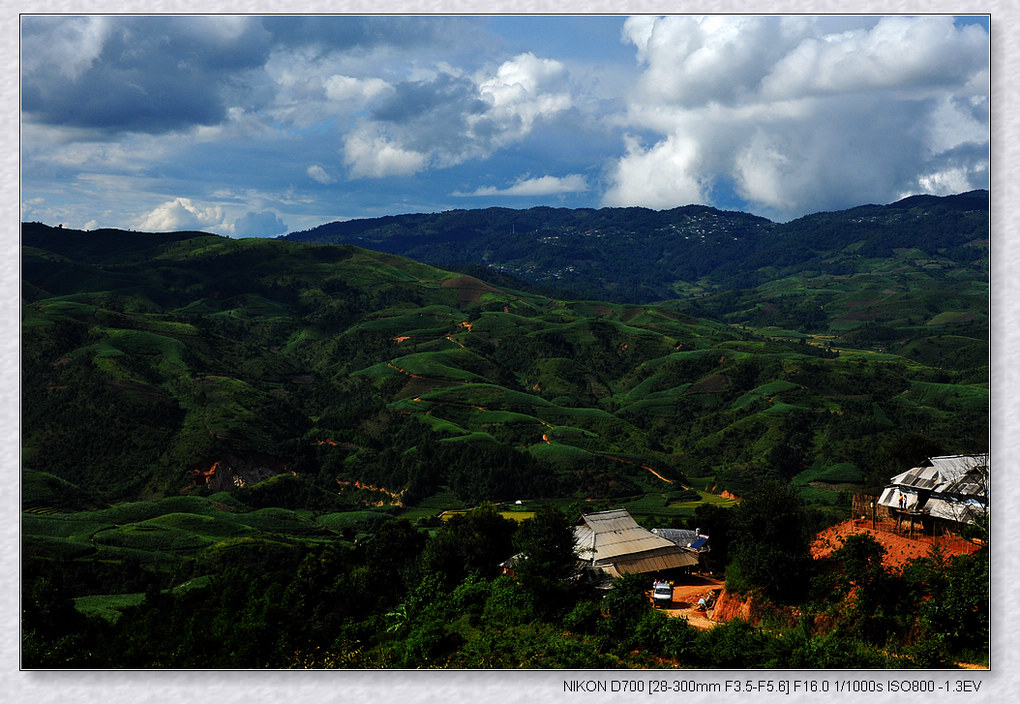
[20,15,489,137]
[21,16,273,134]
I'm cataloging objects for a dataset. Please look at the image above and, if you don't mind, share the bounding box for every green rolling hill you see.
[20,199,988,668]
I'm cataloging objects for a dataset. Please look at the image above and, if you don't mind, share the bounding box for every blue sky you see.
[20,14,989,236]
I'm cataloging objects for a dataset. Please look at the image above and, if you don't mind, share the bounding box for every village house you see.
[875,453,988,535]
[651,527,712,569]
[573,508,699,586]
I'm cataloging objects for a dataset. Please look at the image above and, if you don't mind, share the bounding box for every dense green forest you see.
[285,190,988,308]
[21,193,988,668]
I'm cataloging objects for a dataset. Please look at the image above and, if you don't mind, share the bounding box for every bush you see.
[699,619,768,668]
[599,573,652,647]
[562,597,602,635]
[398,620,462,667]
[793,629,897,668]
[633,609,700,662]
[482,575,537,626]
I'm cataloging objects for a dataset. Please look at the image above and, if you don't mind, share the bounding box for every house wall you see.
[852,493,889,522]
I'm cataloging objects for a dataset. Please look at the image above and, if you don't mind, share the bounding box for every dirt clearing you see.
[811,519,981,570]
[648,575,726,630]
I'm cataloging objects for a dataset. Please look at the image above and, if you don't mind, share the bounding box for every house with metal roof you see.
[877,453,988,528]
[574,509,699,581]
[651,527,710,554]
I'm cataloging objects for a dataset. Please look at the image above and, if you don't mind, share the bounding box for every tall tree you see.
[726,480,813,602]
[512,504,578,617]
[420,505,517,588]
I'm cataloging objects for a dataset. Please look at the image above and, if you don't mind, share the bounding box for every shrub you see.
[699,619,768,668]
[633,609,701,662]
[482,575,537,626]
[562,597,602,635]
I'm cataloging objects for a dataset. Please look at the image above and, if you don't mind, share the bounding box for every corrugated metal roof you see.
[651,528,710,551]
[937,473,986,497]
[934,466,988,498]
[890,465,942,490]
[574,509,697,571]
[930,454,988,482]
[651,528,698,545]
[888,454,988,495]
[612,549,698,574]
[882,454,988,522]
[878,486,921,509]
[926,496,986,524]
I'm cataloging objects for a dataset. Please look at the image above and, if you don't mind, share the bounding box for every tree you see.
[420,505,516,588]
[512,504,578,617]
[726,480,813,602]
[513,504,576,581]
[692,501,733,570]
[872,433,945,486]
[599,572,652,647]
[829,533,895,641]
[364,518,427,602]
[903,544,988,659]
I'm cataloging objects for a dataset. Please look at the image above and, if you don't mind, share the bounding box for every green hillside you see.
[21,216,987,669]
[23,220,987,508]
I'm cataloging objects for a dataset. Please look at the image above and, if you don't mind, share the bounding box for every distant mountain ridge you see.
[283,190,988,303]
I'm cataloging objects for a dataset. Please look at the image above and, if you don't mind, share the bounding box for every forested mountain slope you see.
[284,191,988,306]
[21,214,989,669]
[23,220,986,512]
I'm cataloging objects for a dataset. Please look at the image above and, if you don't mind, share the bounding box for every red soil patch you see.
[811,519,981,570]
[653,522,982,636]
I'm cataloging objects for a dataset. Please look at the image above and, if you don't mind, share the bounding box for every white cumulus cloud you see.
[342,126,428,178]
[460,174,588,197]
[340,52,574,179]
[606,15,989,219]
[137,197,226,232]
[603,134,707,209]
[348,55,573,178]
[307,164,334,184]
[325,74,393,102]
[473,52,572,146]
[234,210,287,237]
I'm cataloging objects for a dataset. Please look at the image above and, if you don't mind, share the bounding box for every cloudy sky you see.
[20,14,989,236]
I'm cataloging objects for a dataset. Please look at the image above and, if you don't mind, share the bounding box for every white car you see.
[652,581,672,606]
